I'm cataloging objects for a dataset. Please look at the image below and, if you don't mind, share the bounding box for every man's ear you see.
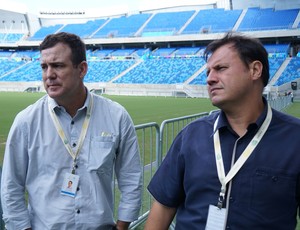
[250,60,263,81]
[78,61,88,79]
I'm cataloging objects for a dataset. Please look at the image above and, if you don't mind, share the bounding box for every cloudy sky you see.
[0,0,216,15]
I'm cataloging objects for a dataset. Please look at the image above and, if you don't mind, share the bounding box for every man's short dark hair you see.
[39,32,86,66]
[204,32,270,87]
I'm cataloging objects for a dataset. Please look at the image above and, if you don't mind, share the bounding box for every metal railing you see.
[268,94,292,111]
[126,113,209,229]
[158,112,209,165]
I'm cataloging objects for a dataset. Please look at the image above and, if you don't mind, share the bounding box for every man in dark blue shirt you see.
[145,32,300,229]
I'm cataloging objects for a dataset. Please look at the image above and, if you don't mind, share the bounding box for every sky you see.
[0,0,216,15]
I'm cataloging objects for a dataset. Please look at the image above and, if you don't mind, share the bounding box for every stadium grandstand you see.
[0,0,300,100]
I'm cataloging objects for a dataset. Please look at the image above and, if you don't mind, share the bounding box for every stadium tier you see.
[0,44,299,87]
[237,7,299,31]
[0,4,299,98]
[0,7,299,42]
[274,57,300,86]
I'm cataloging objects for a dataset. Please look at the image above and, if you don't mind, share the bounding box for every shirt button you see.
[72,143,76,147]
[77,187,80,191]
[71,121,74,125]
[272,176,278,182]
[229,197,234,202]
[76,209,80,214]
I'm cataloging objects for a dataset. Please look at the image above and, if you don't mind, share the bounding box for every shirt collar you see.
[47,88,91,114]
[214,97,268,133]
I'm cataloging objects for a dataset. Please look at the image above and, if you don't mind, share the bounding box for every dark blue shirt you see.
[148,104,300,229]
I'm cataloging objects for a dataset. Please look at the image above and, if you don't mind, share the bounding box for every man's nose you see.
[206,70,217,85]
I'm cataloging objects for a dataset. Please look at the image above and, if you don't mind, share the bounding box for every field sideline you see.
[1,92,300,228]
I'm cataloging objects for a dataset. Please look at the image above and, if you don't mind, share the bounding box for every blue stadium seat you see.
[0,61,41,82]
[0,33,24,43]
[182,8,242,34]
[142,11,195,36]
[110,49,136,57]
[29,24,64,40]
[175,47,203,56]
[114,57,205,84]
[237,8,299,31]
[85,60,136,83]
[93,14,151,38]
[0,59,26,79]
[274,57,300,86]
[60,19,107,38]
[0,51,13,58]
[269,57,286,81]
[90,49,116,59]
[189,70,207,85]
[265,44,289,55]
[152,48,177,57]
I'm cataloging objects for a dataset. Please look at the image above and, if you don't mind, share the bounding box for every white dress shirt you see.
[1,91,142,230]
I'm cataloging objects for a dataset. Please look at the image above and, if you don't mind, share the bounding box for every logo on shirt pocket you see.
[88,135,116,174]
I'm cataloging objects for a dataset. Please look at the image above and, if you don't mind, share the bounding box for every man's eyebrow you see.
[42,61,63,65]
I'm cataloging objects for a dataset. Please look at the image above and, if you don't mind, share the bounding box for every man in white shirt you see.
[1,32,142,230]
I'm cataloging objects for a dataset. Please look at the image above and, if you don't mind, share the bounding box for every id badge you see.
[61,172,80,197]
[205,205,227,230]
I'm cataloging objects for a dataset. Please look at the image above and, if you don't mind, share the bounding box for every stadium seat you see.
[182,8,242,34]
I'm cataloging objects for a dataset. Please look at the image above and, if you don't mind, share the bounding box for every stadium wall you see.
[2,80,298,101]
[0,81,210,98]
[0,81,42,92]
[99,83,209,98]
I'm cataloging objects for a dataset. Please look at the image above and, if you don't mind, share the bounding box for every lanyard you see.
[48,95,93,174]
[213,104,272,209]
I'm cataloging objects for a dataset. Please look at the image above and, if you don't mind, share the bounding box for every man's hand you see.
[116,220,130,230]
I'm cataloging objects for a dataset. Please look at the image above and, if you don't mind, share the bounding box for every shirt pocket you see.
[250,168,297,220]
[88,136,116,174]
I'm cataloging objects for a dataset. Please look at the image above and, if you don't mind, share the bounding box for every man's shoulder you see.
[180,110,219,135]
[91,93,127,114]
[92,93,123,107]
[272,108,300,126]
[16,95,48,120]
[187,110,219,127]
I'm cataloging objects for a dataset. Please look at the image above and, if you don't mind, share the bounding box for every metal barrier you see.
[126,113,210,229]
[158,112,210,165]
[131,122,160,229]
[268,95,292,111]
[158,112,210,230]
[113,122,160,229]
